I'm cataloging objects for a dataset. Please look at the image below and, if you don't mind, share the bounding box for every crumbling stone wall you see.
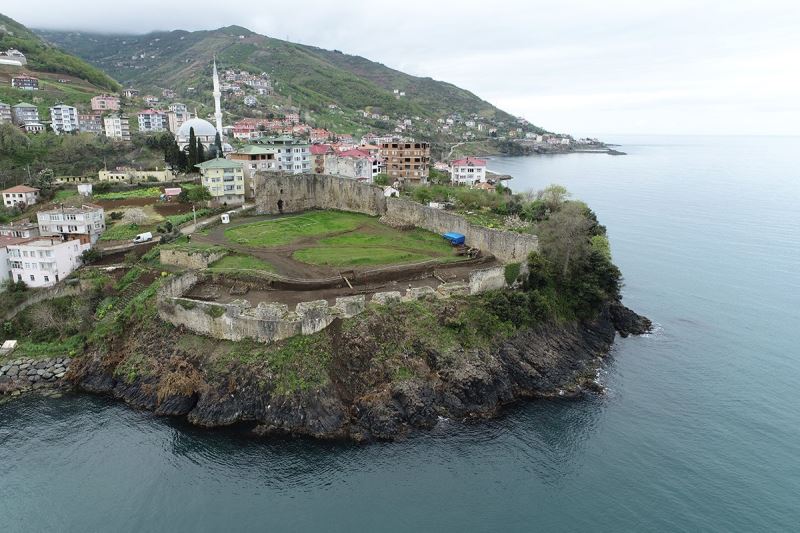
[160,249,227,269]
[253,173,537,263]
[157,270,513,344]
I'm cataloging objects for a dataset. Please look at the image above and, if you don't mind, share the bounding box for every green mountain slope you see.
[0,13,119,91]
[37,25,541,137]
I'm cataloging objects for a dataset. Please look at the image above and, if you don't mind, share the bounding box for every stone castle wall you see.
[157,267,510,344]
[253,173,538,263]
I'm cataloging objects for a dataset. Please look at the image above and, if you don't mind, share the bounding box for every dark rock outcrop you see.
[69,302,650,441]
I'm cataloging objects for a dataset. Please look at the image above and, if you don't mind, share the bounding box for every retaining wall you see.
[158,268,513,344]
[160,248,227,269]
[253,173,538,263]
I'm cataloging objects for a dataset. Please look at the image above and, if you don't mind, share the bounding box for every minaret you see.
[212,56,223,134]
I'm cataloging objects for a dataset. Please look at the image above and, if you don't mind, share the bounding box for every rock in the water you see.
[609,301,652,337]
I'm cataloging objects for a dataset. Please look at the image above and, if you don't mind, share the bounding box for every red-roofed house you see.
[310,128,331,143]
[450,157,487,186]
[310,144,334,174]
[2,185,39,208]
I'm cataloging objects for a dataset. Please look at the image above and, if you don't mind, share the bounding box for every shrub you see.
[504,262,521,285]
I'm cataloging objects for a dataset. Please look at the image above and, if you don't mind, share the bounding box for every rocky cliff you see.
[68,300,650,441]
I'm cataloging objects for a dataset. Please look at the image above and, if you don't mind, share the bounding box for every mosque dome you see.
[177,118,217,139]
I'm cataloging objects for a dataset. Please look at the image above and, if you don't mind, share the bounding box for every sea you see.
[1,135,799,532]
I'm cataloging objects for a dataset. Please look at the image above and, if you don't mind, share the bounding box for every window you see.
[30,275,35,281]
[44,276,49,282]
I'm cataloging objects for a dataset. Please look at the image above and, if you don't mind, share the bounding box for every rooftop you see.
[451,157,488,167]
[2,185,39,194]
[38,203,103,214]
[195,158,243,170]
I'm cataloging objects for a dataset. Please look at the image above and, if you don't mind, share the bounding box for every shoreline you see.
[61,300,649,442]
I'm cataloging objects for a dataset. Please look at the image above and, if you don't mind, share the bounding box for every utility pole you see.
[192,204,197,226]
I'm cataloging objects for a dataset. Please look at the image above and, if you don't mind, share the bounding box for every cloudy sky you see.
[4,0,799,136]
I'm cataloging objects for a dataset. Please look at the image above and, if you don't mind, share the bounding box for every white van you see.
[132,232,153,243]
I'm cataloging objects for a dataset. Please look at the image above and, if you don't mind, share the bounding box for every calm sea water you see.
[2,136,799,532]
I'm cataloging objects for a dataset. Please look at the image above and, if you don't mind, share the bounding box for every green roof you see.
[12,102,35,108]
[194,157,243,170]
[234,145,274,155]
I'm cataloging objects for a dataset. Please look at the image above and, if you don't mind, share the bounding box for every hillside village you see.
[0,46,610,295]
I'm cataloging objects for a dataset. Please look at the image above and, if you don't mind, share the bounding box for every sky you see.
[4,0,799,136]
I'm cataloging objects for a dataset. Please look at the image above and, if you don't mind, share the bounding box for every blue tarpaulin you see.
[442,232,466,245]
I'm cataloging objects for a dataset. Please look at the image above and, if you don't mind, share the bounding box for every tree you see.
[537,184,570,212]
[180,185,212,204]
[373,173,389,186]
[33,168,55,191]
[214,132,223,156]
[537,201,594,278]
[196,137,205,163]
[122,208,148,225]
[187,127,197,169]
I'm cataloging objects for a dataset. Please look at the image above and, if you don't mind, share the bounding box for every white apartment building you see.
[49,104,80,134]
[36,204,106,244]
[6,237,89,288]
[449,157,488,186]
[2,185,40,208]
[104,114,131,141]
[137,110,168,132]
[255,135,311,174]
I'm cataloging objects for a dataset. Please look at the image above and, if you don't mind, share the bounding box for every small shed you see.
[442,232,465,246]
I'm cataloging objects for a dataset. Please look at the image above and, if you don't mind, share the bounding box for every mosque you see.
[176,59,230,153]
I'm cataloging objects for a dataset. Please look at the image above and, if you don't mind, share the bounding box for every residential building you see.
[0,102,11,123]
[21,122,45,134]
[379,142,430,185]
[255,135,311,174]
[324,149,376,182]
[49,104,80,134]
[5,237,90,288]
[36,204,106,244]
[2,185,40,208]
[195,158,245,206]
[137,109,168,132]
[78,113,103,135]
[98,168,172,183]
[11,102,39,125]
[122,88,139,98]
[449,157,488,186]
[143,95,160,106]
[90,94,120,112]
[228,145,279,198]
[310,144,333,174]
[103,114,131,141]
[0,221,39,238]
[0,236,25,285]
[306,128,328,143]
[11,75,38,90]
